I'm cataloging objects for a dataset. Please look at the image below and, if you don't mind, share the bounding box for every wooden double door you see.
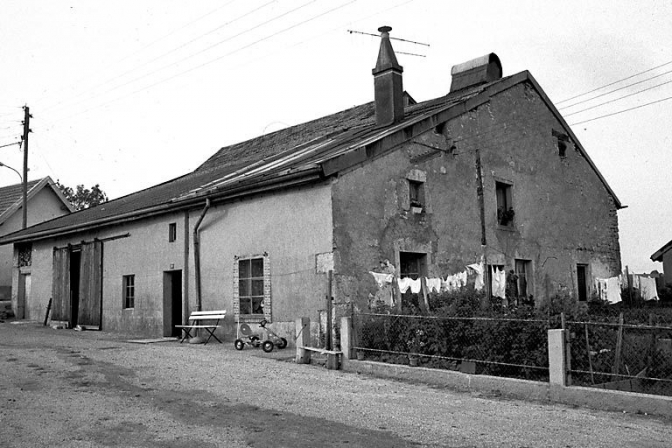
[51,240,103,330]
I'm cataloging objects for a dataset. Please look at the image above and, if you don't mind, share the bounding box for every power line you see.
[556,59,672,104]
[559,68,672,110]
[37,2,240,109]
[49,0,360,123]
[569,94,672,126]
[0,141,21,149]
[564,77,672,117]
[42,0,277,114]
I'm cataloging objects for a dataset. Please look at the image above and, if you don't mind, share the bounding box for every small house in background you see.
[0,27,623,339]
[651,241,672,288]
[0,176,74,314]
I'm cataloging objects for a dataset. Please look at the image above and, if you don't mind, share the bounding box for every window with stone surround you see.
[234,253,271,322]
[405,169,427,213]
[495,181,514,227]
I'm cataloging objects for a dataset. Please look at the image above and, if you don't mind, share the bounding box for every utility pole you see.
[21,105,31,229]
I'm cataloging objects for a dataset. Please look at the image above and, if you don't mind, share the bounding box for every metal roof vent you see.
[449,53,502,93]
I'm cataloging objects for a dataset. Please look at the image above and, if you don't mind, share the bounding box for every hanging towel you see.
[458,271,468,288]
[492,266,506,299]
[369,272,393,288]
[409,278,422,294]
[397,277,412,293]
[467,262,485,291]
[605,276,622,304]
[640,277,660,301]
[426,278,442,293]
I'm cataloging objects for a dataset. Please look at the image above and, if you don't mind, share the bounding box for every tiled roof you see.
[0,74,551,244]
[0,179,42,216]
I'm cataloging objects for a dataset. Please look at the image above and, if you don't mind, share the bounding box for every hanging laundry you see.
[409,278,422,294]
[457,271,468,288]
[491,266,506,299]
[467,262,485,291]
[397,277,413,293]
[606,276,622,304]
[595,278,607,301]
[369,271,393,288]
[425,277,442,293]
[639,277,659,301]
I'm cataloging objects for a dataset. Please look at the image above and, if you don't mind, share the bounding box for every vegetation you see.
[57,181,108,211]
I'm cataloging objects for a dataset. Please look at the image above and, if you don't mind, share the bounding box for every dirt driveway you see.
[1,321,670,447]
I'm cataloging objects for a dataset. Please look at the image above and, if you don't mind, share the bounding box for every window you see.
[577,264,588,302]
[123,275,135,309]
[409,180,424,208]
[495,181,514,226]
[18,243,32,267]
[238,258,265,316]
[168,223,177,242]
[552,129,569,158]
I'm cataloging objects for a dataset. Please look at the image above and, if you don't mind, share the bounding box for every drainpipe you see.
[193,199,210,312]
[475,148,488,308]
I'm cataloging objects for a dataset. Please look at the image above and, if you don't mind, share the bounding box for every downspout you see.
[193,199,210,312]
[475,148,489,308]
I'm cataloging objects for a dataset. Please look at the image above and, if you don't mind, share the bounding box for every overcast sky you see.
[0,1,670,274]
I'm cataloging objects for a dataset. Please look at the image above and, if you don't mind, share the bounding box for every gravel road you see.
[1,321,670,447]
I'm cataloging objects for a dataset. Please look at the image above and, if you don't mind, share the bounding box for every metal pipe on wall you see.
[193,199,210,312]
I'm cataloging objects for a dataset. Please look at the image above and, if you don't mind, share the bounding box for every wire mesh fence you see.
[566,319,672,396]
[353,312,551,381]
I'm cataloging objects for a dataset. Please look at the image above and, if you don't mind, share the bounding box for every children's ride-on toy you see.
[234,319,287,353]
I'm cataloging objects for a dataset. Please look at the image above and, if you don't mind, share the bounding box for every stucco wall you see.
[20,213,185,333]
[17,183,333,339]
[0,186,70,300]
[193,183,333,341]
[331,81,621,309]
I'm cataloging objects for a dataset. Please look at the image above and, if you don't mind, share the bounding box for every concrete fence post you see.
[296,317,311,364]
[340,316,352,362]
[548,329,568,386]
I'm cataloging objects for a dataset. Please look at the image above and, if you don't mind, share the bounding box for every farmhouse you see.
[0,27,622,339]
[0,177,73,314]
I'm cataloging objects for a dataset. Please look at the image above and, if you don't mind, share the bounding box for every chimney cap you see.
[372,25,402,75]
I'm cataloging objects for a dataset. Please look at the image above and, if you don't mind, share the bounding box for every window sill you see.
[237,315,266,323]
[496,224,518,233]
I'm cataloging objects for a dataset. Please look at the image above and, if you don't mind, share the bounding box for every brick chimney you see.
[372,26,404,127]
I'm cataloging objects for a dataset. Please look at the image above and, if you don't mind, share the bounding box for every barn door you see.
[78,240,103,329]
[51,247,71,322]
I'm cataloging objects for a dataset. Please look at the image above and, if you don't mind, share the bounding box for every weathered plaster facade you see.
[17,184,332,338]
[331,81,621,310]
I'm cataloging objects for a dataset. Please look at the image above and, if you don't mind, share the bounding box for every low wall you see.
[340,318,672,418]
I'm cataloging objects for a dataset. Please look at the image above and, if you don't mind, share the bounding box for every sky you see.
[0,0,670,274]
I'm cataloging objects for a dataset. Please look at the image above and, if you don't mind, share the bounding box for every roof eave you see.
[0,168,323,245]
[651,239,672,262]
[522,72,624,210]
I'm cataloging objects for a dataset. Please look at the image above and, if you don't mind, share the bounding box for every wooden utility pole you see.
[21,106,31,229]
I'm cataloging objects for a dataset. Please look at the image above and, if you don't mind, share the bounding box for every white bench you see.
[175,310,226,344]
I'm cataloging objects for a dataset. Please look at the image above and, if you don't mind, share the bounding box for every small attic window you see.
[552,129,569,158]
[558,141,567,158]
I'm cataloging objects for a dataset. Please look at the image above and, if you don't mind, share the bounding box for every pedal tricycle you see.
[234,319,287,353]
